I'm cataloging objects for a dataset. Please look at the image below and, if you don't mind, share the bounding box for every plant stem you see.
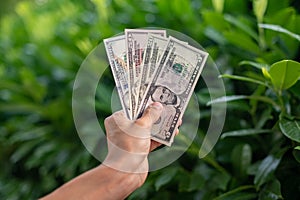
[276,90,286,114]
[202,156,228,175]
[258,24,267,51]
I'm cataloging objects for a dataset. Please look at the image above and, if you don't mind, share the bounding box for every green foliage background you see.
[1,0,300,199]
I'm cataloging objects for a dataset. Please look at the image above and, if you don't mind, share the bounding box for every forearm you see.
[40,103,164,199]
[40,165,143,200]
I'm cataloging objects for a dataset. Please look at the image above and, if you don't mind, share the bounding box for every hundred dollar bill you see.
[104,35,131,119]
[137,34,168,113]
[125,29,166,119]
[138,36,209,146]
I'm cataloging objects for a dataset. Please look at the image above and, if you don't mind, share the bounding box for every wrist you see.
[104,139,149,174]
[97,164,146,199]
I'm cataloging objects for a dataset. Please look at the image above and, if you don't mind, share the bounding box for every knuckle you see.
[104,116,112,127]
[134,119,150,129]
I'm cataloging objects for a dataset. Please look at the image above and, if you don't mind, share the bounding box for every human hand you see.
[40,102,181,200]
[103,101,182,187]
[103,102,164,175]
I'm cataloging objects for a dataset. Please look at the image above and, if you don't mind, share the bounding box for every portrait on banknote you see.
[104,30,208,146]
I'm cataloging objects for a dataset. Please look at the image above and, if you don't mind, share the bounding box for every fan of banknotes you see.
[104,29,208,146]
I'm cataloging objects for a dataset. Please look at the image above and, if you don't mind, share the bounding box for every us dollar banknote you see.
[137,34,168,113]
[104,35,131,119]
[137,36,209,146]
[125,29,166,119]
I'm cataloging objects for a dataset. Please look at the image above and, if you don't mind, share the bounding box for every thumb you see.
[135,102,163,129]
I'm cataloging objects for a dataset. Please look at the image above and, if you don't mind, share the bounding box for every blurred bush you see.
[0,0,300,199]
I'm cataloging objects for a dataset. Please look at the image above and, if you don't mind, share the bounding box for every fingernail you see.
[150,102,163,110]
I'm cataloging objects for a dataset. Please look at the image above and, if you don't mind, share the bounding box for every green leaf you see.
[274,150,300,200]
[247,161,262,176]
[224,15,258,41]
[9,126,51,143]
[264,0,289,15]
[202,10,230,31]
[221,129,272,139]
[207,95,279,110]
[279,117,300,143]
[255,107,273,129]
[219,74,268,86]
[128,181,152,200]
[258,179,283,200]
[10,141,39,163]
[239,60,269,70]
[254,155,281,189]
[154,167,178,191]
[212,0,224,13]
[210,171,231,191]
[207,95,248,106]
[289,81,300,99]
[0,103,43,114]
[259,23,300,42]
[215,192,257,200]
[204,27,227,45]
[179,171,205,192]
[19,63,46,103]
[253,0,268,23]
[261,67,271,80]
[214,185,257,200]
[269,60,300,91]
[223,31,260,54]
[231,144,252,179]
[292,148,300,164]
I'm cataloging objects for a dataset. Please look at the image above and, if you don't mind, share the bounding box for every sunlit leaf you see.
[219,74,268,86]
[269,60,300,91]
[207,95,279,110]
[253,0,268,23]
[212,0,224,13]
[207,95,248,106]
[261,67,271,80]
[259,23,300,42]
[239,60,269,70]
[91,0,109,21]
